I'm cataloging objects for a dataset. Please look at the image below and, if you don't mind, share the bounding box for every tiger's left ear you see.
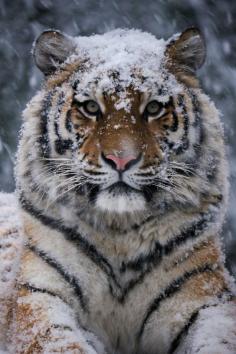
[165,27,206,79]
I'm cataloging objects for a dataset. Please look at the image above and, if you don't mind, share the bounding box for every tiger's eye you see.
[146,101,161,115]
[84,100,100,115]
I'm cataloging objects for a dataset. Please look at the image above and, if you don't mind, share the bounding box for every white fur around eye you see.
[78,107,97,121]
[147,107,166,122]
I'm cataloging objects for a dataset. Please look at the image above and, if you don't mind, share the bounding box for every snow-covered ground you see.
[0,193,23,353]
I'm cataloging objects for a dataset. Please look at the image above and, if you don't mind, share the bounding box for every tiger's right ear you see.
[33,30,76,75]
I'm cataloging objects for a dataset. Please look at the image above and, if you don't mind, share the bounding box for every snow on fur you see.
[1,28,236,353]
[0,193,23,352]
[174,302,236,354]
[67,29,181,111]
[0,192,105,353]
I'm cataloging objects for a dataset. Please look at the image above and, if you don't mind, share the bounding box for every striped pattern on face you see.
[17,70,222,218]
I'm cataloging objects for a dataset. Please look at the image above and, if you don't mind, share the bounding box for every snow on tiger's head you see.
[19,27,216,223]
[33,27,205,103]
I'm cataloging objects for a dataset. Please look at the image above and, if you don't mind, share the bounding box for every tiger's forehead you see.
[71,66,181,103]
[63,28,183,112]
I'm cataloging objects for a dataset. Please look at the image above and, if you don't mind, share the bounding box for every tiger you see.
[0,26,236,354]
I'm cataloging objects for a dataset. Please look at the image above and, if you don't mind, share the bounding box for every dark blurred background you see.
[0,0,235,276]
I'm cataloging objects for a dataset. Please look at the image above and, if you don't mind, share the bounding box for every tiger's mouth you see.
[88,181,142,201]
[106,181,157,202]
[87,180,157,214]
[106,181,140,195]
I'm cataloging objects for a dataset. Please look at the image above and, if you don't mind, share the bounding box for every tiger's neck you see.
[19,190,224,275]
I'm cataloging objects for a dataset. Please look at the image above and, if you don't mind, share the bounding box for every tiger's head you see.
[17,28,226,229]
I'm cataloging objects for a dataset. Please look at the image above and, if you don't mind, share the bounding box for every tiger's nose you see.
[103,154,139,171]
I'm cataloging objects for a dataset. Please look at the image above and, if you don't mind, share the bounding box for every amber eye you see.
[83,100,100,115]
[145,100,166,122]
[146,100,161,115]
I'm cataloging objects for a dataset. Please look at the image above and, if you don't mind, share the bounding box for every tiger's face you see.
[68,84,188,214]
[70,89,170,213]
[19,28,209,223]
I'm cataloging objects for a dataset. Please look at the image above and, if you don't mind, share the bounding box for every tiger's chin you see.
[95,189,146,214]
[80,182,153,231]
[91,189,148,231]
[90,182,146,214]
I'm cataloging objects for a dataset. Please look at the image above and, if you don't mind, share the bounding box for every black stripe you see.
[188,90,220,183]
[168,290,234,354]
[38,91,54,158]
[137,264,215,340]
[119,218,214,298]
[76,133,88,149]
[168,308,200,354]
[174,94,189,155]
[170,110,179,132]
[54,92,73,155]
[19,284,74,332]
[188,90,202,130]
[19,283,66,301]
[131,215,157,231]
[19,193,218,304]
[135,172,158,177]
[54,91,65,138]
[87,184,100,203]
[26,243,88,312]
[65,110,73,132]
[120,239,162,273]
[19,194,121,294]
[19,194,155,303]
[121,211,214,273]
[118,212,216,299]
[188,90,204,156]
[188,92,218,182]
[72,79,80,91]
[168,97,178,132]
[54,138,73,155]
[161,212,214,255]
[84,170,107,176]
[117,271,152,303]
[51,324,73,331]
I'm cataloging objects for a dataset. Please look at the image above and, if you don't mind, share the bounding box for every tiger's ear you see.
[165,27,206,77]
[33,30,76,75]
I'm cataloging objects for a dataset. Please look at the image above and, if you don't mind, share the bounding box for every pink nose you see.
[106,154,136,171]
